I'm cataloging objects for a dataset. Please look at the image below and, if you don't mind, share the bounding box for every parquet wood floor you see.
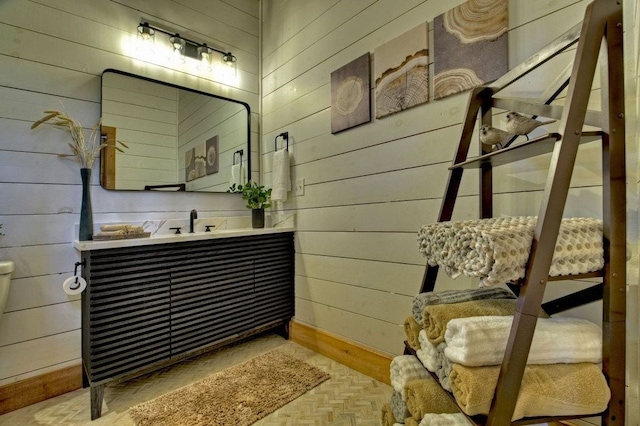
[0,333,392,425]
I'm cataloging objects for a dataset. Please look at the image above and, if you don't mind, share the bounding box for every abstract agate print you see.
[433,0,508,100]
[374,22,429,119]
[331,53,371,133]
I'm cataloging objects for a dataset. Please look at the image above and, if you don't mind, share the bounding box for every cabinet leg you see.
[276,321,290,340]
[90,384,105,420]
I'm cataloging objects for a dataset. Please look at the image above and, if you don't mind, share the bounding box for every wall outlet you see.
[294,178,305,196]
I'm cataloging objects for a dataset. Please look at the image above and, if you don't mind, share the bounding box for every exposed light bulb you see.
[169,34,186,65]
[136,23,155,55]
[197,44,212,72]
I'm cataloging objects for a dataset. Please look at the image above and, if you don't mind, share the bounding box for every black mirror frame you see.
[100,68,251,192]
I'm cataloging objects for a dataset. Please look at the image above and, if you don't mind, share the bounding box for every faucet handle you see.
[205,225,215,232]
[169,227,182,234]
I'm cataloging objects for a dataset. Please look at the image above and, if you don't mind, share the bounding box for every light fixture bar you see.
[138,22,236,63]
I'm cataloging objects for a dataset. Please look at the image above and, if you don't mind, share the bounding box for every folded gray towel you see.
[390,390,410,423]
[412,287,516,324]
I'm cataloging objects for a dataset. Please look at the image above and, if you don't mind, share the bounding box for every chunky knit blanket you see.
[417,217,603,286]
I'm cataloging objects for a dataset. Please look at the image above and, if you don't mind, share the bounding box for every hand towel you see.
[271,149,290,202]
[404,378,459,419]
[390,390,411,423]
[449,362,610,420]
[404,316,423,350]
[412,287,516,324]
[390,355,431,396]
[382,403,397,426]
[444,315,602,366]
[419,413,471,426]
[230,163,245,187]
[423,299,519,345]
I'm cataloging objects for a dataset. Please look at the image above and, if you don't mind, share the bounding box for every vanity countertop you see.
[73,226,294,251]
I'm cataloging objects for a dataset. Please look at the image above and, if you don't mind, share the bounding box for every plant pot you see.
[252,208,265,228]
[79,168,94,241]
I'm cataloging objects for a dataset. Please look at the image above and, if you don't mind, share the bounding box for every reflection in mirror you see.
[100,69,250,192]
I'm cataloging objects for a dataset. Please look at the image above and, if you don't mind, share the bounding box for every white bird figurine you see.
[505,111,556,139]
[479,124,512,149]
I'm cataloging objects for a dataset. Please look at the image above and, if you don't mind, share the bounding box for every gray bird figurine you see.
[505,111,556,139]
[479,124,512,149]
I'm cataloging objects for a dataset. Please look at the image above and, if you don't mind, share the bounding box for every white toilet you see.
[0,261,14,320]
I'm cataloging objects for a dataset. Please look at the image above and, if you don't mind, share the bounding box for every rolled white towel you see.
[419,413,471,425]
[444,315,602,366]
[416,330,439,372]
[390,355,431,395]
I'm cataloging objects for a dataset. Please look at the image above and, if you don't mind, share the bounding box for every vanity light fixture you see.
[136,22,155,54]
[169,34,186,64]
[197,44,212,72]
[137,22,237,73]
[222,51,237,76]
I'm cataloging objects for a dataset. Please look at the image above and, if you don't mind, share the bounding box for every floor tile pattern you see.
[0,333,393,425]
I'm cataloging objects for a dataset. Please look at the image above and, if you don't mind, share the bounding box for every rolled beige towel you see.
[404,378,459,419]
[423,299,518,345]
[126,225,145,234]
[99,224,145,234]
[381,403,397,426]
[100,224,133,232]
[404,316,423,350]
[94,230,126,237]
[450,363,610,420]
[405,417,420,426]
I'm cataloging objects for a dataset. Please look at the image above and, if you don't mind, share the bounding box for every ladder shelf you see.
[410,0,626,424]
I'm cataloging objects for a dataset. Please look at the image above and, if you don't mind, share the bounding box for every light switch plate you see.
[294,178,305,196]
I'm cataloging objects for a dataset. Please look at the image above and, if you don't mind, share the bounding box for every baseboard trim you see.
[290,320,392,385]
[0,364,82,415]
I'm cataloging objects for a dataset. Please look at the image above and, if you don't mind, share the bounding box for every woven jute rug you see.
[128,349,331,425]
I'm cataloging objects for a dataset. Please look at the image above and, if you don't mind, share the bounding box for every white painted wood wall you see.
[260,0,639,422]
[102,71,179,189]
[0,0,259,387]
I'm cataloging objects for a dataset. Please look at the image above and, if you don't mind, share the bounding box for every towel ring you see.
[275,132,289,151]
[233,149,243,166]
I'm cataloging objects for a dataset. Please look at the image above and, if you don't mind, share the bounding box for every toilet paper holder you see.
[70,260,86,291]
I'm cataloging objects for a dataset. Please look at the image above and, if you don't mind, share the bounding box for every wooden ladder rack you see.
[414,0,626,424]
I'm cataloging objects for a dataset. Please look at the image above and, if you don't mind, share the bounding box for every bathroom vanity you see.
[75,228,294,420]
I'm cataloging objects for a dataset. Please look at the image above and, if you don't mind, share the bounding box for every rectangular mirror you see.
[100,69,250,192]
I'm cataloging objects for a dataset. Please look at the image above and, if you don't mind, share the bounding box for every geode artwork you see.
[185,148,196,182]
[433,0,508,100]
[374,22,429,119]
[205,135,219,175]
[331,53,371,134]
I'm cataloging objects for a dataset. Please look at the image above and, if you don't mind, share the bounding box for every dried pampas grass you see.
[31,109,127,169]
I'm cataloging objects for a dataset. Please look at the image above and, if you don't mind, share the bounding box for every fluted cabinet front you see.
[81,232,294,418]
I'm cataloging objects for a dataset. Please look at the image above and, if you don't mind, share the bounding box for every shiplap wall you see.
[102,72,179,189]
[178,93,250,192]
[0,0,259,387]
[260,0,639,421]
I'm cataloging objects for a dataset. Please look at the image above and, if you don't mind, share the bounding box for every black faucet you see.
[189,209,198,233]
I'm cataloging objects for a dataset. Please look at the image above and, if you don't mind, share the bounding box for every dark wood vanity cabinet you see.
[80,231,294,420]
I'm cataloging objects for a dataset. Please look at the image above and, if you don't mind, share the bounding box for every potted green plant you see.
[228,181,272,228]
